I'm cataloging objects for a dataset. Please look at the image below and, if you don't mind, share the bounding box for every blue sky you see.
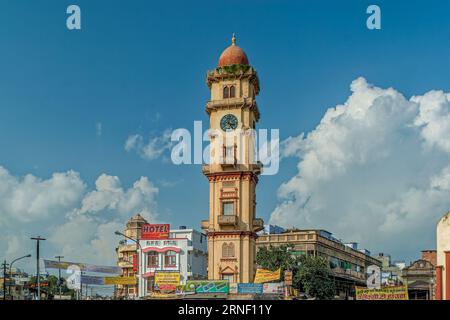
[1,0,450,271]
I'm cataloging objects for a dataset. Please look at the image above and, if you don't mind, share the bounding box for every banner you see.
[186,280,229,294]
[141,224,170,240]
[254,268,281,283]
[154,272,181,291]
[237,283,263,294]
[355,285,409,300]
[81,275,105,286]
[104,276,137,285]
[176,284,196,295]
[263,282,284,294]
[43,260,121,274]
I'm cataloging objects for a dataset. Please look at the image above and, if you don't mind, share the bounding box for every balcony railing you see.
[253,218,264,232]
[218,215,238,226]
[201,220,209,229]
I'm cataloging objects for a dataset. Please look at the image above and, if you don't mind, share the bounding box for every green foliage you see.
[256,245,336,299]
[296,255,336,300]
[217,64,251,75]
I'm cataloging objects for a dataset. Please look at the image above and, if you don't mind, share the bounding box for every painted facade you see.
[138,228,207,297]
[201,35,264,283]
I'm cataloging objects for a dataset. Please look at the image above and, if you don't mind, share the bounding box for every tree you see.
[256,245,336,299]
[296,255,335,300]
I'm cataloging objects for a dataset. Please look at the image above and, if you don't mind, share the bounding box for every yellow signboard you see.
[254,268,281,283]
[154,272,181,288]
[104,276,137,285]
[355,285,409,300]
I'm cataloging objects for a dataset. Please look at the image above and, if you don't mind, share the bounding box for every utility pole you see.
[55,255,64,298]
[30,236,46,300]
[2,260,9,300]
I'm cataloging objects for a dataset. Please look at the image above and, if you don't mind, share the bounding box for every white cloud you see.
[271,77,450,259]
[0,168,159,268]
[124,130,173,161]
[0,166,86,222]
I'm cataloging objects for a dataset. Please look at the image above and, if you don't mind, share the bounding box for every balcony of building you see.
[117,244,137,253]
[217,215,238,226]
[252,218,264,232]
[201,219,210,230]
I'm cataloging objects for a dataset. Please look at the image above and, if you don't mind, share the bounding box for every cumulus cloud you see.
[0,168,159,268]
[125,130,173,161]
[271,78,450,260]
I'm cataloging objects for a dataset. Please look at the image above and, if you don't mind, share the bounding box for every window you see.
[229,85,235,98]
[222,243,235,258]
[223,86,229,99]
[147,251,159,268]
[164,250,177,267]
[222,202,234,215]
[221,274,234,282]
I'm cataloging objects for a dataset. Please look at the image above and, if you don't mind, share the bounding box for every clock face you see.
[220,114,238,131]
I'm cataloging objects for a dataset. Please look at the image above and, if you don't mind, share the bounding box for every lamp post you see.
[2,260,9,300]
[55,255,64,298]
[9,254,32,299]
[115,231,141,299]
[30,236,46,300]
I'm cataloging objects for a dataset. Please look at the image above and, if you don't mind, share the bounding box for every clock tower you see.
[201,35,264,283]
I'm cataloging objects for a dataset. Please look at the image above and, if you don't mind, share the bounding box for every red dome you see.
[218,34,249,67]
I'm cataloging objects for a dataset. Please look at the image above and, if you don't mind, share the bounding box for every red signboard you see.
[132,253,138,273]
[141,224,170,239]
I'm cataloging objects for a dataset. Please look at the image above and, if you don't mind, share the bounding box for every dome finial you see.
[232,33,236,45]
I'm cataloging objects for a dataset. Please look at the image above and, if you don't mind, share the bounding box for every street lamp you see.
[9,254,32,299]
[55,255,64,299]
[115,231,141,299]
[30,236,46,300]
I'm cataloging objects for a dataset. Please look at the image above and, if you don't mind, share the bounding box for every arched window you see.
[147,251,159,268]
[223,86,229,99]
[164,250,177,267]
[222,243,235,258]
[229,85,235,98]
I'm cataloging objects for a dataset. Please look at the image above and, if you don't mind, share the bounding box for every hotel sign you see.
[141,224,170,240]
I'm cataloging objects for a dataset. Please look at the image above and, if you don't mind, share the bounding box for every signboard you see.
[154,272,181,291]
[284,270,293,286]
[132,253,138,273]
[355,285,409,300]
[176,284,196,295]
[186,280,229,294]
[43,260,121,274]
[81,275,105,285]
[104,276,137,285]
[29,281,49,288]
[141,224,170,240]
[229,283,238,294]
[263,282,284,294]
[237,283,263,294]
[254,268,281,283]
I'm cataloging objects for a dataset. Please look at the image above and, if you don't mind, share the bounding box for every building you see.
[115,213,148,298]
[421,250,437,266]
[201,34,264,283]
[373,253,404,285]
[138,227,207,297]
[436,211,450,300]
[258,224,285,235]
[402,258,435,300]
[256,229,381,298]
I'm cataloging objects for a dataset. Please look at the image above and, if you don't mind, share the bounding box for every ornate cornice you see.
[206,171,259,184]
[207,230,257,239]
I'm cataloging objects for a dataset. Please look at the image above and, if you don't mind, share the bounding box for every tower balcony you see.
[201,219,210,230]
[217,215,238,226]
[252,218,264,232]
